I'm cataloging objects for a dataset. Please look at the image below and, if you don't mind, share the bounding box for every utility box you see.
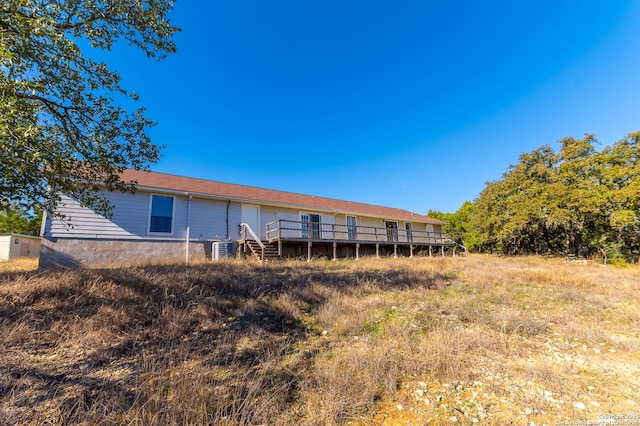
[212,241,234,261]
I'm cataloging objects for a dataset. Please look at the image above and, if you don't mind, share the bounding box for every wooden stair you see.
[245,240,282,262]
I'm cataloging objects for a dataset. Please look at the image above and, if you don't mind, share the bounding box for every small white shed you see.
[0,233,41,261]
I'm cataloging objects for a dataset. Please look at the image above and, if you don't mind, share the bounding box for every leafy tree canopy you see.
[0,203,42,235]
[0,0,179,216]
[462,132,640,263]
[428,201,479,250]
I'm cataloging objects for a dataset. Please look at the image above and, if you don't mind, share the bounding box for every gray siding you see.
[188,198,236,241]
[47,192,151,239]
[46,191,242,242]
[45,189,439,243]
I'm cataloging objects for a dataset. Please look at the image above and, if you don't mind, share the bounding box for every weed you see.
[0,255,638,425]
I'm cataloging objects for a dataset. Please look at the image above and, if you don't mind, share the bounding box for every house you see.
[39,170,453,268]
[0,233,41,261]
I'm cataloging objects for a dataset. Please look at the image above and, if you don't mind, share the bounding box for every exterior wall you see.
[348,216,393,242]
[42,190,241,268]
[45,192,238,242]
[260,205,337,240]
[228,202,243,240]
[0,236,9,260]
[425,223,443,243]
[39,237,224,269]
[0,234,41,261]
[189,198,239,241]
[41,187,445,268]
[15,236,41,259]
[47,192,152,239]
[253,205,437,244]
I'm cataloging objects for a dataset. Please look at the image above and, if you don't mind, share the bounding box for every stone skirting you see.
[39,238,230,269]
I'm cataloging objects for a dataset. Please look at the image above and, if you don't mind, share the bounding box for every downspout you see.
[40,210,48,237]
[186,193,192,264]
[226,200,231,240]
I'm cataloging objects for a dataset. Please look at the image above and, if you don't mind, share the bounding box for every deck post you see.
[278,240,282,257]
[332,242,337,261]
[429,245,432,257]
[393,243,397,258]
[376,243,380,258]
[441,245,444,256]
[307,241,312,262]
[409,244,414,258]
[356,243,360,260]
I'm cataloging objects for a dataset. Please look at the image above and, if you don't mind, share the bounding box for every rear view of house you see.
[40,170,453,268]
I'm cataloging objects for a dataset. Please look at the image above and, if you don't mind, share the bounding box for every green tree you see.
[547,134,602,257]
[428,201,478,251]
[0,204,42,235]
[596,132,640,262]
[468,132,640,262]
[0,0,179,216]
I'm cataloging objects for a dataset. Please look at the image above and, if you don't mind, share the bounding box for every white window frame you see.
[405,222,413,243]
[148,193,175,235]
[385,220,399,242]
[300,212,321,239]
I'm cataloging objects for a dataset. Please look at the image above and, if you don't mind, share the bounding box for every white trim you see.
[300,212,322,239]
[385,220,399,242]
[147,193,176,236]
[299,211,323,222]
[405,222,413,242]
[0,233,42,240]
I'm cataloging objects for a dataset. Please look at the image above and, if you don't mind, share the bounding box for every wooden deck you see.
[240,219,457,260]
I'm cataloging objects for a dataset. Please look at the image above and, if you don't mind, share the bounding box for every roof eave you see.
[134,185,442,224]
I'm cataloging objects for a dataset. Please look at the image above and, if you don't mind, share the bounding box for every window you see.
[149,195,174,233]
[385,221,398,242]
[301,213,321,239]
[301,214,309,238]
[405,223,413,242]
[347,216,357,240]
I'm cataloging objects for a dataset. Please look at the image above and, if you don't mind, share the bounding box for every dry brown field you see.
[1,255,638,425]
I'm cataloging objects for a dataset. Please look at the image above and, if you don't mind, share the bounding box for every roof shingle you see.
[121,169,445,224]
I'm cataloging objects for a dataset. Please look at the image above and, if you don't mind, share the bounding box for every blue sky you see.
[106,0,640,213]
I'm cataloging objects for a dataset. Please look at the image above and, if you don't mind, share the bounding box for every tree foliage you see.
[428,201,479,250]
[461,132,640,262]
[0,0,179,216]
[0,204,42,235]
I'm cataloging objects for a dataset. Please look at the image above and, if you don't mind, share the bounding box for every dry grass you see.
[1,255,639,425]
[0,257,38,273]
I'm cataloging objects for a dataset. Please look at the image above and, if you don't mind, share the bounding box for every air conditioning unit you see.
[212,241,233,261]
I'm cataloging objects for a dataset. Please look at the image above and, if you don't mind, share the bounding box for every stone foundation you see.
[39,238,230,269]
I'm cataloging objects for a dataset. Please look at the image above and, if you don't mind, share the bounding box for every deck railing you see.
[240,222,265,259]
[265,219,451,245]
